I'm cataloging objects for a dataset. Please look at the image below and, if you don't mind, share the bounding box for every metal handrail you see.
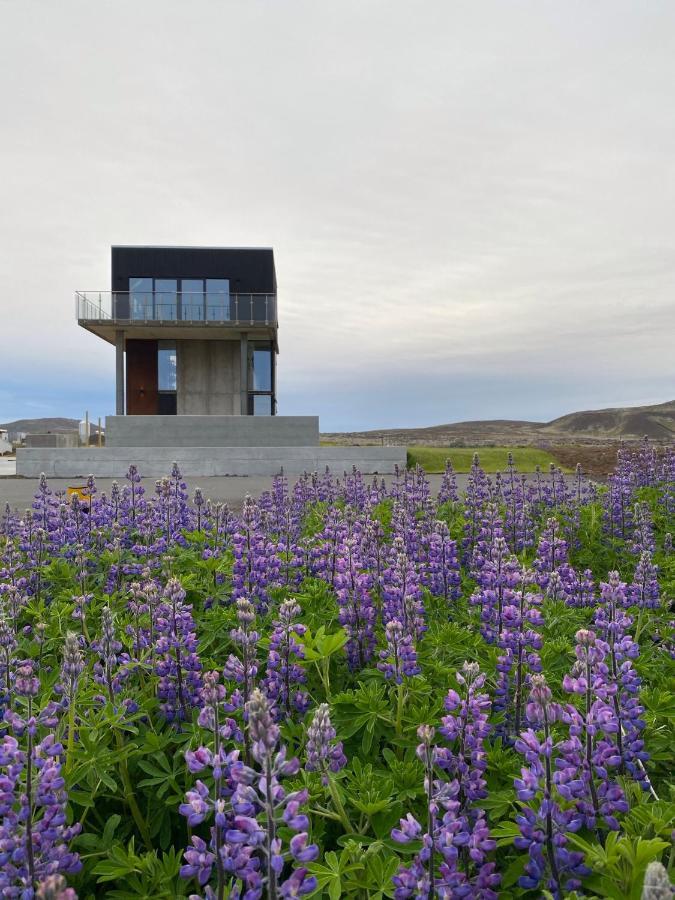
[75,291,277,327]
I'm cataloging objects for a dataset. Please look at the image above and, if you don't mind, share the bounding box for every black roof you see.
[111,246,276,293]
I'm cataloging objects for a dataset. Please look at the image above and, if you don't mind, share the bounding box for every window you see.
[181,279,204,321]
[252,347,272,391]
[155,279,177,320]
[206,279,230,321]
[158,341,177,391]
[248,341,274,415]
[130,278,152,319]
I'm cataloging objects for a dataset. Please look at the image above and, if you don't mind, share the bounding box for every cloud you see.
[1,0,674,430]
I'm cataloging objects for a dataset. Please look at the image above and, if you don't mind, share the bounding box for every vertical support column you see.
[239,332,249,415]
[271,346,277,415]
[115,329,125,415]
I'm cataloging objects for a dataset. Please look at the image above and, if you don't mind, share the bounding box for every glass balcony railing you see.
[76,291,277,326]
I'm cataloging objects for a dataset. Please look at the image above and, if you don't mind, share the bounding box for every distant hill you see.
[0,418,103,435]
[322,400,675,446]
[541,400,675,440]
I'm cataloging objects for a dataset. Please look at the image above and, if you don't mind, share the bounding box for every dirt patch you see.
[548,444,622,476]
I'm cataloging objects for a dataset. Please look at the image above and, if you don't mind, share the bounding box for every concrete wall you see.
[25,433,79,448]
[177,340,241,415]
[16,446,406,478]
[105,415,319,447]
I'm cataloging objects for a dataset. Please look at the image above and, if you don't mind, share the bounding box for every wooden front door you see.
[126,340,158,414]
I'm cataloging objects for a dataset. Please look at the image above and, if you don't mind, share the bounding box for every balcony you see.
[76,291,277,327]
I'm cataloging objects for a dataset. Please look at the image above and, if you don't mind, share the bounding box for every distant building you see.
[77,246,277,416]
[16,245,406,477]
[0,430,12,455]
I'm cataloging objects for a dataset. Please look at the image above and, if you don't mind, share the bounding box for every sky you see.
[1,0,674,431]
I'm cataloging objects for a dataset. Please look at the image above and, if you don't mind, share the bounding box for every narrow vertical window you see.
[157,340,177,414]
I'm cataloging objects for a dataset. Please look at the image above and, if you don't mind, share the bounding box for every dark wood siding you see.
[126,340,158,415]
[111,247,276,294]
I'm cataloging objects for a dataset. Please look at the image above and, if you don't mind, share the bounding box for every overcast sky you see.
[1,0,674,430]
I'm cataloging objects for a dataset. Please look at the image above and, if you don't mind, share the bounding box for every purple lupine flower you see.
[359,513,387,590]
[231,497,281,612]
[262,598,309,717]
[594,572,651,790]
[179,672,255,897]
[305,703,347,781]
[513,675,589,898]
[382,539,425,639]
[558,629,629,833]
[154,578,203,722]
[494,567,544,737]
[631,501,655,556]
[0,610,18,701]
[463,453,491,565]
[627,551,660,609]
[602,469,635,541]
[563,566,596,608]
[224,689,318,898]
[335,536,377,670]
[392,721,499,899]
[437,458,459,505]
[469,536,521,644]
[311,505,349,587]
[533,517,568,588]
[0,666,81,895]
[224,598,260,711]
[423,520,460,603]
[503,453,535,554]
[92,606,132,704]
[378,619,420,684]
[125,580,153,660]
[437,662,492,803]
[57,632,85,709]
[469,500,505,578]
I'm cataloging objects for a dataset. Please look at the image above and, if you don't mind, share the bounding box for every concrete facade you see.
[15,446,406,478]
[176,340,241,415]
[104,415,319,447]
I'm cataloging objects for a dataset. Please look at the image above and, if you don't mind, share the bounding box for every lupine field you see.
[0,444,673,900]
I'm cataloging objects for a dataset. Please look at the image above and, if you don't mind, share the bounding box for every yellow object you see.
[67,486,91,500]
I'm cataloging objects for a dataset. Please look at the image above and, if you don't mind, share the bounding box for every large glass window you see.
[206,279,230,321]
[158,341,177,391]
[248,341,273,415]
[155,279,177,320]
[252,347,272,391]
[181,279,204,321]
[130,277,152,320]
[129,277,235,322]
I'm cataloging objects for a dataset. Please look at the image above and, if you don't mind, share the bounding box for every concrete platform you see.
[105,415,319,447]
[15,445,406,478]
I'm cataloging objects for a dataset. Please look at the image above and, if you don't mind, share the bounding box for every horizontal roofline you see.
[111,245,274,251]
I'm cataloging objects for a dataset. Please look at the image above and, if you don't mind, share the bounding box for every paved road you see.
[0,471,466,512]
